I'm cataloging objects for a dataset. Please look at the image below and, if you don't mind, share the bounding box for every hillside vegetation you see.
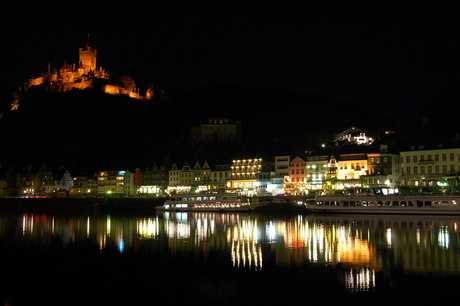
[3,82,457,171]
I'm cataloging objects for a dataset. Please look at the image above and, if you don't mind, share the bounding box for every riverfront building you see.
[4,124,460,198]
[400,145,460,192]
[97,170,134,197]
[227,158,263,196]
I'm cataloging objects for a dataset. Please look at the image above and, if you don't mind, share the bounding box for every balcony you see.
[418,159,435,165]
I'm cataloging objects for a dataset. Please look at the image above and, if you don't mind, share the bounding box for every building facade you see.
[285,156,307,195]
[305,153,329,193]
[400,145,460,192]
[191,118,241,145]
[210,164,231,192]
[227,158,263,196]
[97,170,133,197]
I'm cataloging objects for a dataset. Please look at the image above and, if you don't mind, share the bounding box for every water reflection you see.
[9,212,460,273]
[2,211,460,304]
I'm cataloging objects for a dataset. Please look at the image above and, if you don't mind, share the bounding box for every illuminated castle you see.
[23,36,153,101]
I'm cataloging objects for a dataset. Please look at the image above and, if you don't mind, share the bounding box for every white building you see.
[400,145,460,191]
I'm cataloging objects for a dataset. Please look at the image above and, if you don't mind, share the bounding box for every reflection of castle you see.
[22,36,153,102]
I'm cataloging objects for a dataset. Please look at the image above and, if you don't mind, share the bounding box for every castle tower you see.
[78,35,97,75]
[146,84,154,100]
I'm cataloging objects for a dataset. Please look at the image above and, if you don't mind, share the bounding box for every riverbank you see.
[0,197,308,213]
[0,197,165,212]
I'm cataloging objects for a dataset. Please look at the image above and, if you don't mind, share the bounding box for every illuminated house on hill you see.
[12,36,153,110]
[334,126,374,145]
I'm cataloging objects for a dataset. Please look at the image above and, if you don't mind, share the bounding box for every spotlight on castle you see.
[11,36,154,110]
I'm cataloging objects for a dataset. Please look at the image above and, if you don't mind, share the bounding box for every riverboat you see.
[307,194,460,214]
[156,192,255,212]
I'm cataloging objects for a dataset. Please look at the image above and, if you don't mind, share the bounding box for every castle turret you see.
[78,35,97,75]
[146,84,154,100]
[52,68,58,82]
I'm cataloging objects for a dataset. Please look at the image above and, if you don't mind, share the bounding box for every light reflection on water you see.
[2,211,460,304]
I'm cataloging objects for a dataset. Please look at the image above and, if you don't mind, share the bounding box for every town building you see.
[255,171,274,196]
[190,118,241,145]
[97,170,134,197]
[334,126,374,145]
[400,145,460,193]
[227,158,263,196]
[69,173,97,198]
[17,165,36,196]
[274,155,290,178]
[210,164,231,192]
[192,160,211,192]
[271,155,290,195]
[305,153,329,193]
[137,165,167,197]
[140,163,168,197]
[304,127,400,195]
[285,155,307,195]
[168,162,194,194]
[364,144,401,192]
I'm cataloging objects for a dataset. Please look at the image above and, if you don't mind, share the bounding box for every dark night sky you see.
[2,4,459,117]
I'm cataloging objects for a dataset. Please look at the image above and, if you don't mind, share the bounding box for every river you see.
[0,208,459,305]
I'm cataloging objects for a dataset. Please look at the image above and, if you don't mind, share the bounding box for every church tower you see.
[78,35,97,75]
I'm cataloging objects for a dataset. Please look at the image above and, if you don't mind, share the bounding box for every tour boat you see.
[156,192,255,212]
[307,194,460,214]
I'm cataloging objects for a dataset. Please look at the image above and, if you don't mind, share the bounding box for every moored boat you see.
[156,192,255,212]
[307,194,460,214]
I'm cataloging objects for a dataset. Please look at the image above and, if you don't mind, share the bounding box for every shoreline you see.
[0,197,308,213]
[0,197,165,212]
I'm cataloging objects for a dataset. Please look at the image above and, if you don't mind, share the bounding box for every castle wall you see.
[29,77,44,86]
[63,79,94,91]
[103,84,121,95]
[22,41,149,101]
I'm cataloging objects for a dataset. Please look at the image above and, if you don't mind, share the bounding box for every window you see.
[450,153,454,161]
[442,154,447,161]
[413,156,417,163]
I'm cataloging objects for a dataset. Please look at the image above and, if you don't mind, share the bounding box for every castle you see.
[14,36,153,107]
